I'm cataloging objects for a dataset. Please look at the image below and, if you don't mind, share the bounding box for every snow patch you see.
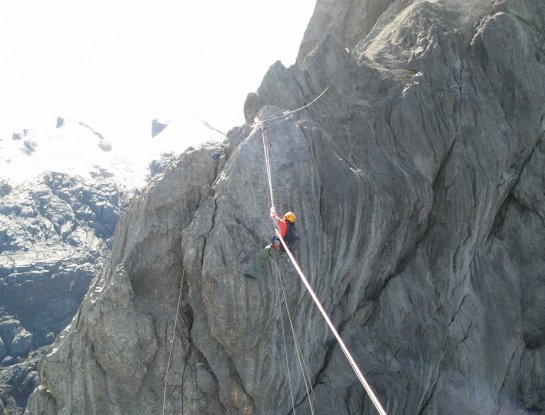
[0,117,225,189]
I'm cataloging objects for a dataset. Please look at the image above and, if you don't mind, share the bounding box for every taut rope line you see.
[273,258,297,414]
[258,86,330,126]
[275,230,387,415]
[273,258,317,414]
[256,85,387,415]
[261,128,275,208]
[162,269,186,415]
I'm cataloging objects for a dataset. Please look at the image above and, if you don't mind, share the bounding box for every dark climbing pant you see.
[245,244,282,278]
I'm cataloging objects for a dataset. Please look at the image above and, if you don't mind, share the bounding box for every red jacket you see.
[275,217,288,239]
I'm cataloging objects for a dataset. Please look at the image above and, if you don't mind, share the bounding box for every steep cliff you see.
[27,0,545,414]
[0,172,128,413]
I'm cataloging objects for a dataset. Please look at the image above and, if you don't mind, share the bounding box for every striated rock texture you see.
[28,0,545,414]
[0,172,128,413]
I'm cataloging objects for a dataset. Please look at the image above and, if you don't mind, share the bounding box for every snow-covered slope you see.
[0,117,225,189]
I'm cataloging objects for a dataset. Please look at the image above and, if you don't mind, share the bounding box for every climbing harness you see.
[256,87,388,415]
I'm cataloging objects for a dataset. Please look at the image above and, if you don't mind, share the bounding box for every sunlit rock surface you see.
[28,0,545,414]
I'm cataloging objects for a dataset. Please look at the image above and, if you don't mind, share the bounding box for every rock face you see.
[27,0,545,414]
[297,0,402,65]
[148,152,177,178]
[151,118,170,138]
[0,172,128,412]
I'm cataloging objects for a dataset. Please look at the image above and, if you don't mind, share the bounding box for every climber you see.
[244,207,299,279]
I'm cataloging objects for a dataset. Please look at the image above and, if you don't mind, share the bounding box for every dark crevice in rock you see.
[210,146,228,189]
[179,304,194,415]
[181,304,194,338]
[456,320,473,348]
[446,294,469,329]
[511,197,545,229]
[197,197,218,274]
[490,132,545,237]
[340,284,352,310]
[288,349,326,415]
[488,194,511,241]
[210,197,219,235]
[455,63,464,134]
[318,183,326,234]
[417,369,440,415]
[233,215,261,249]
[386,128,459,286]
[431,130,458,195]
[288,391,313,415]
[495,342,523,415]
[311,338,337,389]
[511,132,545,188]
[391,214,432,278]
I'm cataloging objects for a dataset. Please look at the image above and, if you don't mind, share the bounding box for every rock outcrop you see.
[152,119,170,138]
[27,0,545,414]
[0,172,129,412]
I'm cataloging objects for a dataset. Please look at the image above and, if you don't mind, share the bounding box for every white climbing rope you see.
[258,86,330,208]
[261,128,275,209]
[273,258,317,415]
[162,269,185,415]
[256,85,387,415]
[275,230,387,415]
[273,259,298,415]
[258,86,330,126]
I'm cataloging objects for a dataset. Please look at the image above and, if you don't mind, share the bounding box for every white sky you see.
[0,0,315,145]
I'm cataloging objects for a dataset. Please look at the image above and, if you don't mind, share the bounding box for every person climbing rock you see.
[244,207,299,279]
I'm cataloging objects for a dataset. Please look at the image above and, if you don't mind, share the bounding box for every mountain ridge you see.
[0,172,130,413]
[27,0,545,414]
[1,117,224,189]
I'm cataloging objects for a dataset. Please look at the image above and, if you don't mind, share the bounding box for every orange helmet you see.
[283,211,296,223]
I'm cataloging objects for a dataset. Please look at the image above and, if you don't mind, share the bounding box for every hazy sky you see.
[0,0,315,143]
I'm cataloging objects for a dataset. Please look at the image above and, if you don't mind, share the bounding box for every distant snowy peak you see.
[0,119,123,187]
[0,116,225,189]
[55,117,112,151]
[151,118,170,138]
[8,117,111,156]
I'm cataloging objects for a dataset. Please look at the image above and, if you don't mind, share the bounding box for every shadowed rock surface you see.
[27,0,545,414]
[0,172,129,413]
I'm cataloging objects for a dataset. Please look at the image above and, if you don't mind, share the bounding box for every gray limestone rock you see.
[97,141,112,152]
[148,152,177,178]
[11,329,32,358]
[151,118,170,137]
[27,0,545,414]
[243,92,262,123]
[0,319,33,358]
[21,140,37,156]
[297,0,400,64]
[0,181,11,197]
[1,348,43,413]
[0,337,5,361]
[0,172,129,413]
